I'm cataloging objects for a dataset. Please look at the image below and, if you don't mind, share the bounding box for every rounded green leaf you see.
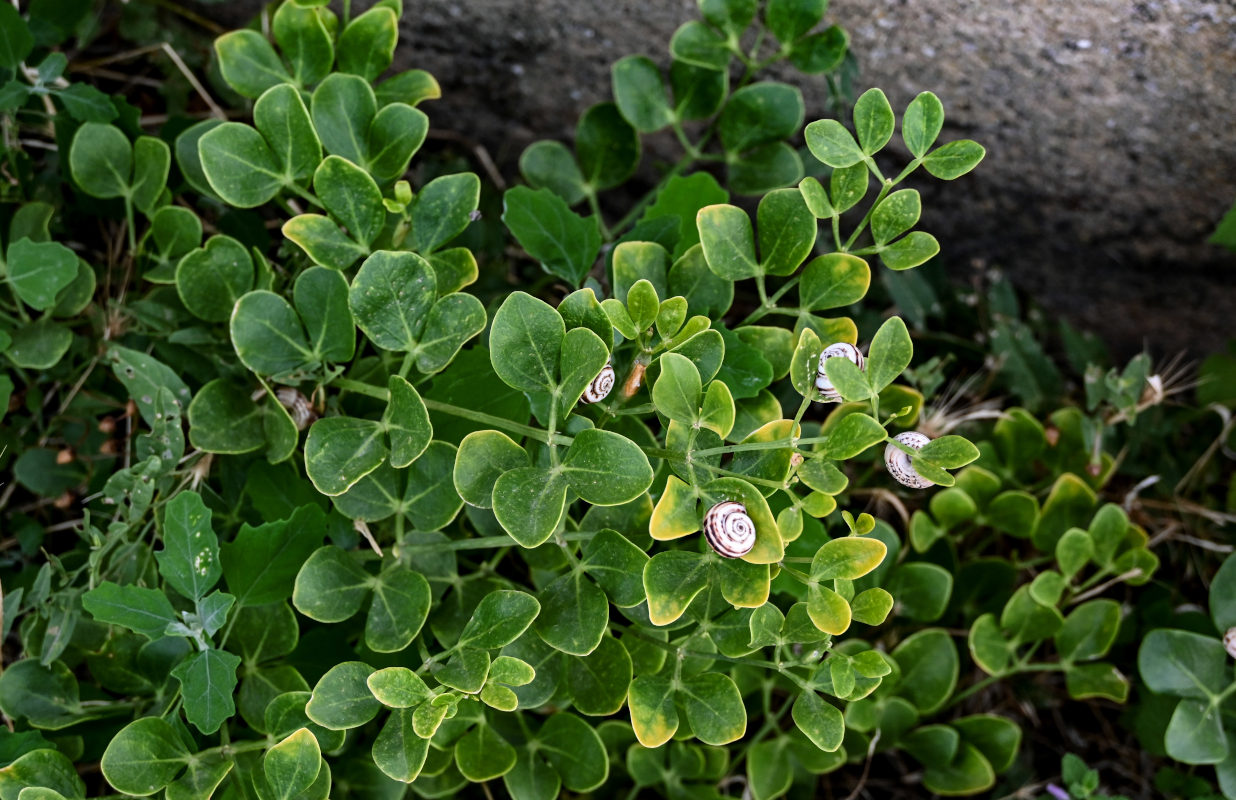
[643,551,709,626]
[727,141,804,195]
[1139,629,1229,699]
[698,204,759,280]
[612,55,674,132]
[853,87,895,154]
[567,634,633,716]
[411,173,481,254]
[1055,599,1121,663]
[306,661,379,730]
[806,584,851,635]
[304,416,387,496]
[313,155,384,246]
[539,713,610,791]
[293,266,355,363]
[199,123,285,208]
[519,140,586,205]
[628,674,678,747]
[799,252,870,311]
[792,690,843,751]
[336,7,398,81]
[100,717,190,796]
[176,235,253,322]
[367,667,431,709]
[493,466,569,547]
[560,428,654,506]
[804,119,864,168]
[881,231,940,271]
[455,724,516,782]
[282,214,368,270]
[718,82,804,154]
[922,139,986,180]
[1211,553,1236,631]
[489,291,566,393]
[311,73,377,165]
[652,352,702,423]
[576,102,640,190]
[756,188,816,276]
[271,0,333,86]
[372,708,429,783]
[69,122,131,199]
[367,102,428,182]
[681,671,746,745]
[262,729,321,800]
[870,189,922,246]
[416,292,487,374]
[365,565,431,653]
[902,91,944,159]
[669,21,729,71]
[891,628,959,715]
[460,590,542,650]
[787,25,848,73]
[535,571,608,656]
[6,239,78,311]
[348,250,437,352]
[214,30,290,98]
[292,545,372,624]
[866,315,913,391]
[454,430,529,509]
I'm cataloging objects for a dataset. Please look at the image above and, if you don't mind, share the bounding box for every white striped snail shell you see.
[703,501,756,558]
[580,360,616,404]
[815,343,865,402]
[884,431,933,489]
[1225,627,1236,660]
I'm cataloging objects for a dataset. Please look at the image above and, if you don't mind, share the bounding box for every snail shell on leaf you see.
[703,501,756,558]
[580,360,616,404]
[815,343,865,402]
[884,431,933,489]
[1225,627,1236,660]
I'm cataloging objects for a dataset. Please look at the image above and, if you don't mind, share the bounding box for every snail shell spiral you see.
[703,501,756,558]
[580,360,616,404]
[884,431,933,489]
[1225,627,1236,660]
[815,343,865,402]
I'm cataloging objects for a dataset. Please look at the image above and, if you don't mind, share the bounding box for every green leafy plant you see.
[2,1,1231,799]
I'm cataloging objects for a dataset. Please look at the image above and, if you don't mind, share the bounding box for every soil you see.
[202,0,1236,358]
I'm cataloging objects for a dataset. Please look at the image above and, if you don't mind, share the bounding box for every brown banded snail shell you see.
[703,501,756,558]
[815,343,865,402]
[884,431,933,489]
[580,360,616,404]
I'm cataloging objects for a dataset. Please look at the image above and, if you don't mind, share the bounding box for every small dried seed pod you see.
[1225,627,1236,660]
[703,501,757,558]
[580,360,616,404]
[884,431,933,489]
[815,343,865,402]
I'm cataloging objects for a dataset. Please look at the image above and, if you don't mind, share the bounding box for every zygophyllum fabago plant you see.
[4,1,1151,798]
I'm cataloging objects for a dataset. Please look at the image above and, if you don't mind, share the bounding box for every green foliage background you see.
[0,1,1234,799]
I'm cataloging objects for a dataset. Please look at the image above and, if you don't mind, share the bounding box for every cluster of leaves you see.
[0,1,1231,799]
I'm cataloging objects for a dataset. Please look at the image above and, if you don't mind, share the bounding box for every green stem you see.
[399,531,601,554]
[331,378,574,446]
[619,625,786,672]
[585,189,613,241]
[738,275,802,326]
[948,662,1064,708]
[287,182,324,210]
[124,197,137,255]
